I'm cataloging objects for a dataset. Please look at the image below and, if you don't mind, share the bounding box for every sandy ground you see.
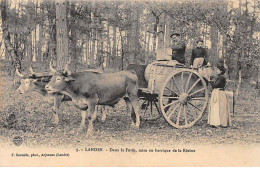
[0,75,259,149]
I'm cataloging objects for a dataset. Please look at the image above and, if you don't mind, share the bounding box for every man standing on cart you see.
[170,31,186,64]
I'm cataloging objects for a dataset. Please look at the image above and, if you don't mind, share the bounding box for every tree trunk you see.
[145,32,151,64]
[257,53,260,96]
[26,31,32,64]
[165,15,172,48]
[96,34,100,67]
[106,22,111,67]
[112,23,116,67]
[1,0,21,73]
[86,41,89,66]
[210,25,218,58]
[126,8,131,59]
[157,13,165,49]
[147,32,151,51]
[129,3,140,63]
[47,1,56,62]
[144,26,147,52]
[69,2,77,72]
[33,0,38,62]
[56,0,69,70]
[222,32,228,78]
[90,31,96,68]
[38,1,43,63]
[152,15,159,52]
[235,51,242,99]
[119,30,124,70]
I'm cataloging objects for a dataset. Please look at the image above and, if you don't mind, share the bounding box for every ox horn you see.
[64,59,72,75]
[49,59,57,73]
[16,68,25,78]
[29,63,35,74]
[29,64,48,77]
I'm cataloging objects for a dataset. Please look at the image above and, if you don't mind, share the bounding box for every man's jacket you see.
[170,40,186,64]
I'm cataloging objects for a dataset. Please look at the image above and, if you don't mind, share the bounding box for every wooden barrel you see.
[144,60,185,94]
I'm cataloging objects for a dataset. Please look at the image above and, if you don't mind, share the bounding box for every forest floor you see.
[0,73,259,149]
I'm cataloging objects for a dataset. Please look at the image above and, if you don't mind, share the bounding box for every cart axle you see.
[179,93,191,104]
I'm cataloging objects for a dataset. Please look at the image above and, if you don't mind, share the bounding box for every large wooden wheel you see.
[159,69,209,128]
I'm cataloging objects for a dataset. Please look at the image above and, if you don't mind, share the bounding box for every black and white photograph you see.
[0,0,259,167]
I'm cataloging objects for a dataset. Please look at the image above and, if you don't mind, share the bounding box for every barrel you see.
[144,60,185,94]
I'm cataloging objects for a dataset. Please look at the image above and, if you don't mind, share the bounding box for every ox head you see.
[16,68,38,94]
[18,77,38,94]
[45,59,75,93]
[45,71,75,94]
[16,64,52,94]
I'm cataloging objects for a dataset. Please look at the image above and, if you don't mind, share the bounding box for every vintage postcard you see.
[0,0,259,167]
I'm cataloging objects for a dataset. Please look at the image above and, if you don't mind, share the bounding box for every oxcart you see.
[128,60,212,129]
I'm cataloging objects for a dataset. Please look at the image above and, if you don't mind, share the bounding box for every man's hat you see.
[170,32,181,37]
[197,38,204,43]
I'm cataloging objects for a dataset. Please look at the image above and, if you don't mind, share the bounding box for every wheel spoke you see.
[143,100,149,116]
[150,100,153,113]
[163,96,179,99]
[181,72,184,93]
[176,104,182,126]
[187,101,202,112]
[183,105,188,125]
[165,86,179,96]
[185,72,192,92]
[186,106,197,121]
[188,87,206,97]
[172,76,181,94]
[187,78,201,94]
[153,100,160,112]
[190,97,206,101]
[162,99,179,109]
[167,103,180,119]
[140,95,161,121]
[140,99,148,108]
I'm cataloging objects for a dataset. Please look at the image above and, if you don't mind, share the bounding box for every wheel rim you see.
[159,69,208,128]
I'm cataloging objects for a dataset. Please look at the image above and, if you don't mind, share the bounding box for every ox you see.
[45,67,140,134]
[16,64,71,124]
[16,61,105,125]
